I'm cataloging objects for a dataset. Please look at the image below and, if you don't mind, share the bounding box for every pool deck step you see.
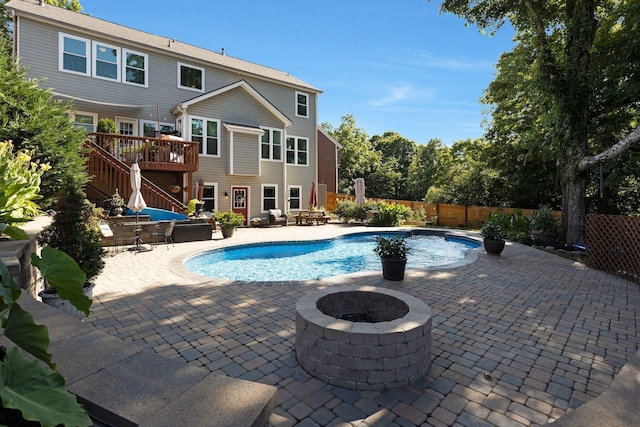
[20,296,277,427]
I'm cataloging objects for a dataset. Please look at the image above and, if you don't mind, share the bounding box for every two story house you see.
[6,0,326,223]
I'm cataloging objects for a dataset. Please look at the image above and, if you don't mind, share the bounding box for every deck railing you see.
[88,133,199,172]
[84,139,186,212]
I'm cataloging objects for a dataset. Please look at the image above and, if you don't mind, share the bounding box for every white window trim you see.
[190,116,220,157]
[295,91,309,118]
[59,32,90,76]
[67,110,98,132]
[122,48,149,88]
[92,41,121,81]
[177,62,205,92]
[260,127,283,161]
[261,184,278,212]
[286,135,309,166]
[287,185,302,211]
[202,182,218,213]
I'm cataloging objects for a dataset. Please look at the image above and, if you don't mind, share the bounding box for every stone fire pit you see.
[295,285,432,390]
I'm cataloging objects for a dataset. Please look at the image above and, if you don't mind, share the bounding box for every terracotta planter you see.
[221,227,235,238]
[483,238,505,255]
[38,282,95,319]
[380,258,407,281]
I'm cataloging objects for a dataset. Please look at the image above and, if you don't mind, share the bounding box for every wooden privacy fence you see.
[328,192,549,229]
[586,214,640,284]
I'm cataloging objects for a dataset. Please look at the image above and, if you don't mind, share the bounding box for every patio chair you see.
[268,209,288,226]
[152,220,176,249]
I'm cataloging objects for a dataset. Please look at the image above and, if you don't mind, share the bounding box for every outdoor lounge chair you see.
[268,209,288,226]
[152,220,175,248]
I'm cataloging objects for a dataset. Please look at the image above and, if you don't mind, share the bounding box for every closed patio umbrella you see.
[309,179,318,207]
[127,162,147,223]
[355,178,366,205]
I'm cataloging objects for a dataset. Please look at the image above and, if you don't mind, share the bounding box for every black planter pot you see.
[380,257,407,281]
[483,238,505,255]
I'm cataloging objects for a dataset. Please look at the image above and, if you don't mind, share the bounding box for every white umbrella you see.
[127,162,147,223]
[355,178,366,205]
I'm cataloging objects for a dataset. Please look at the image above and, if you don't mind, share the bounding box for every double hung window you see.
[191,117,219,156]
[262,185,277,211]
[286,137,308,165]
[60,33,90,75]
[261,128,282,160]
[295,92,309,118]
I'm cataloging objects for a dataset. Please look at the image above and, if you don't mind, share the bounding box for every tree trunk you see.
[561,167,587,247]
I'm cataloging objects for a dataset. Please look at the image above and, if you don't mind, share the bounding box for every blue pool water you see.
[184,231,480,281]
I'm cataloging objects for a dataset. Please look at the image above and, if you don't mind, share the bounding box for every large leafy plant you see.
[0,141,49,240]
[0,248,92,426]
[0,141,92,425]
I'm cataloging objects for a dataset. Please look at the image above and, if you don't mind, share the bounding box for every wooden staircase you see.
[84,139,186,213]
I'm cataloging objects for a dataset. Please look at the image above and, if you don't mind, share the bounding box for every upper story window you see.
[191,117,219,156]
[123,49,148,87]
[58,33,149,87]
[59,33,90,75]
[178,62,204,92]
[286,136,308,165]
[261,128,282,161]
[295,91,309,118]
[92,41,120,81]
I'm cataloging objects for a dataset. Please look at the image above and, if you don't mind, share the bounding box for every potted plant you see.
[215,210,245,238]
[121,145,141,162]
[480,219,506,255]
[37,182,105,318]
[373,235,409,281]
[250,217,262,228]
[529,205,558,245]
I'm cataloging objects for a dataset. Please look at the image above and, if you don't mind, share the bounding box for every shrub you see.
[38,182,105,283]
[369,202,410,226]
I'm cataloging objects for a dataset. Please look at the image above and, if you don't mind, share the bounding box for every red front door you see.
[231,186,249,225]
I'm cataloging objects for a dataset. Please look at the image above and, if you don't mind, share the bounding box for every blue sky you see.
[79,0,515,145]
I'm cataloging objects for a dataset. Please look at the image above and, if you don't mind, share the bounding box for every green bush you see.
[38,182,105,282]
[333,200,367,223]
[369,202,410,226]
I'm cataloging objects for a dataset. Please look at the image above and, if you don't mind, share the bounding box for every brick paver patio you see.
[86,225,640,426]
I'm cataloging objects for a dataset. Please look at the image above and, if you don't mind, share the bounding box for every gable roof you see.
[6,0,321,94]
[173,80,292,128]
[317,126,343,149]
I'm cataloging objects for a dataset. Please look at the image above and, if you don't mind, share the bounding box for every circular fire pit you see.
[295,285,432,390]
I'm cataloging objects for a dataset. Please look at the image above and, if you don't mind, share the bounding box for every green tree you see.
[0,38,88,208]
[44,0,83,11]
[406,139,443,201]
[370,132,417,199]
[437,0,640,245]
[322,115,380,195]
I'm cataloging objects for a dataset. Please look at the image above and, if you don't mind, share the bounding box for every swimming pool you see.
[184,231,480,281]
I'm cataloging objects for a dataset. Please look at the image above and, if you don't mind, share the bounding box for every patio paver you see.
[85,224,640,426]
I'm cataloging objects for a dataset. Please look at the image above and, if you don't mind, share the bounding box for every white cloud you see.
[408,50,495,71]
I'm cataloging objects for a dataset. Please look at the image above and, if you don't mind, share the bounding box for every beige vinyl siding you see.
[231,133,259,176]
